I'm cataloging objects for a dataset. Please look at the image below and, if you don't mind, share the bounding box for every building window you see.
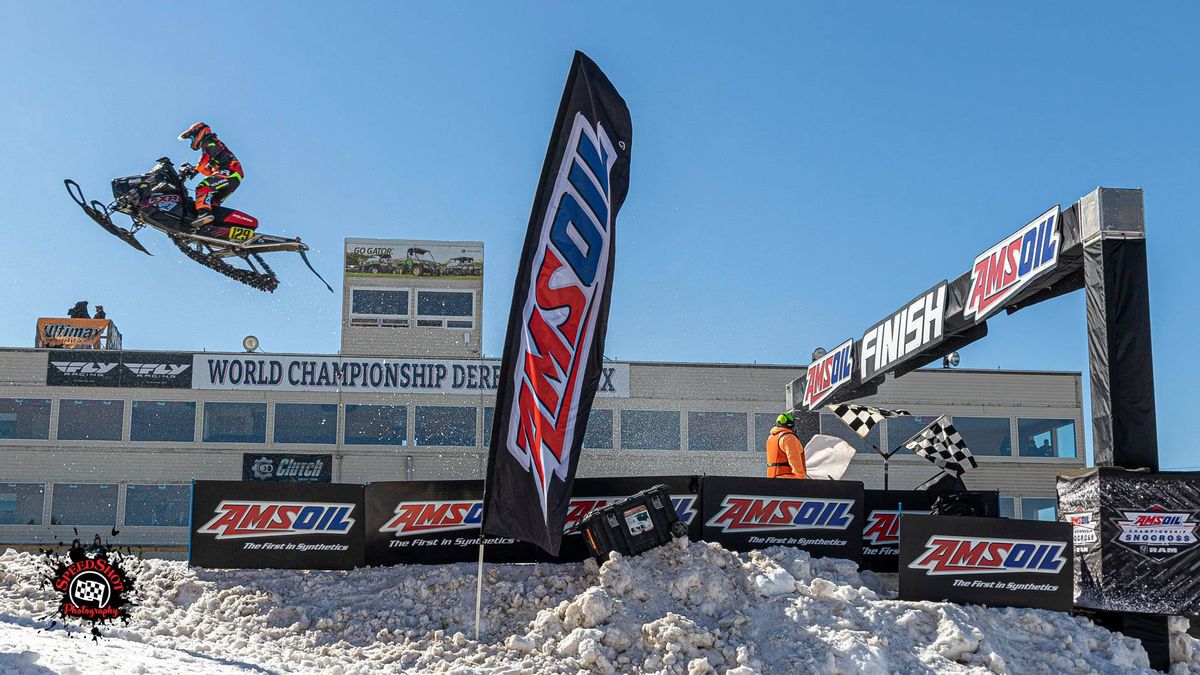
[51,483,117,526]
[57,399,124,441]
[688,412,747,452]
[202,402,267,443]
[1021,497,1057,521]
[415,406,476,446]
[350,289,410,327]
[0,483,45,525]
[952,417,1012,456]
[131,401,196,442]
[344,404,407,446]
[819,413,881,455]
[884,415,942,455]
[999,496,1016,519]
[274,403,338,445]
[1017,419,1077,458]
[0,398,51,440]
[754,413,779,455]
[620,410,680,450]
[483,407,495,446]
[416,290,474,328]
[584,409,614,450]
[124,484,190,527]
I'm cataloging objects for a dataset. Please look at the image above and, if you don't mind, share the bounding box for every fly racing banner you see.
[46,350,192,388]
[190,481,364,570]
[482,51,633,555]
[899,514,1073,612]
[1058,467,1200,614]
[191,353,629,397]
[701,476,863,563]
[364,480,537,565]
[242,453,332,483]
[45,349,123,387]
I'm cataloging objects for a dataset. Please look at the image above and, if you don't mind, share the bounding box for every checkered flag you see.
[74,579,106,603]
[902,415,978,476]
[825,403,910,440]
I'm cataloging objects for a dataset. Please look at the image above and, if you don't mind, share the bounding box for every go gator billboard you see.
[344,238,483,279]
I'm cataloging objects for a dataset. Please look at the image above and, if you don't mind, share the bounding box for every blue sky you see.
[1,3,1196,468]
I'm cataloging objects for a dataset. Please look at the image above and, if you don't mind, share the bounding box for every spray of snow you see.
[2,543,1199,674]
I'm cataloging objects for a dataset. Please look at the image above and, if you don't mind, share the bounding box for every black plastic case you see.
[579,484,687,560]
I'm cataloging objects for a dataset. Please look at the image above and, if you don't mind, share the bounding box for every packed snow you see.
[2,541,1199,674]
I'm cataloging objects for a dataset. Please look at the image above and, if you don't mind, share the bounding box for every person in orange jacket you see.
[766,411,807,479]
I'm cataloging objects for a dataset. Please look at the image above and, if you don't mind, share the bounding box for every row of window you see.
[811,413,1077,459]
[0,483,188,527]
[0,482,1058,528]
[0,397,1076,456]
[349,289,475,329]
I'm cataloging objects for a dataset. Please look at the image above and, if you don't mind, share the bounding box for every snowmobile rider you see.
[177,122,244,227]
[766,411,807,479]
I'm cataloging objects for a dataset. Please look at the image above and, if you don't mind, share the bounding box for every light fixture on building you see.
[811,347,827,362]
[243,335,260,353]
[942,351,960,368]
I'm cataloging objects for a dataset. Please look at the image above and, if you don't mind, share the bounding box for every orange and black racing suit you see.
[193,135,244,214]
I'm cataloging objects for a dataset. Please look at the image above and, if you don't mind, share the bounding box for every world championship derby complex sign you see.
[483,52,633,555]
[191,354,629,397]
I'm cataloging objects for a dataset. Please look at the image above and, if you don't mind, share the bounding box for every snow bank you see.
[0,542,1197,673]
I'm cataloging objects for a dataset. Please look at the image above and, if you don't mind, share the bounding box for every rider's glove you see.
[179,164,197,180]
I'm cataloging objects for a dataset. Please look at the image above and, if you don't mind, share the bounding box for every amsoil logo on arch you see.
[963,205,1061,321]
[1113,506,1199,561]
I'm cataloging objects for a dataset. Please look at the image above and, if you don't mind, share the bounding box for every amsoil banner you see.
[862,491,1001,573]
[364,476,699,566]
[1058,467,1200,614]
[242,454,332,483]
[190,481,364,570]
[899,514,1073,612]
[191,353,629,397]
[364,480,536,566]
[482,51,633,555]
[701,476,863,563]
[46,350,192,388]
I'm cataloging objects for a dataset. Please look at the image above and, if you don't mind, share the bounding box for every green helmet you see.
[776,411,795,427]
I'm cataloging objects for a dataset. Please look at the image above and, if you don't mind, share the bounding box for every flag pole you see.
[474,537,485,640]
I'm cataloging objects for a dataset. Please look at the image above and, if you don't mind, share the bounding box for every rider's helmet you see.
[776,411,795,428]
[178,122,213,151]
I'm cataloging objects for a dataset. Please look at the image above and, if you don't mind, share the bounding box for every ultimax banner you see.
[191,354,629,396]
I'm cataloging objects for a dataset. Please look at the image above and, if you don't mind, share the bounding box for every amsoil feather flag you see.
[481,52,632,555]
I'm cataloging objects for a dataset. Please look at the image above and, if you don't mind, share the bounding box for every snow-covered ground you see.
[1,541,1199,674]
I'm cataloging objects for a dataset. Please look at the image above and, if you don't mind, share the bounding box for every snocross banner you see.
[482,51,633,555]
[899,514,1073,612]
[190,481,365,570]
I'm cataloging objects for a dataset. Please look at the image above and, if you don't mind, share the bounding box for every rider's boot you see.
[192,190,215,227]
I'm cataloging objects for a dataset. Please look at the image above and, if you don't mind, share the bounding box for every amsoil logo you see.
[380,500,483,537]
[197,501,356,539]
[802,338,854,410]
[51,361,118,375]
[863,510,901,547]
[40,550,137,628]
[1065,511,1099,546]
[502,113,617,521]
[1113,506,1199,560]
[963,205,1060,321]
[706,495,854,532]
[909,536,1067,576]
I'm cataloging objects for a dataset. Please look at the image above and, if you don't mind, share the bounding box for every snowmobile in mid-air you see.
[65,157,332,293]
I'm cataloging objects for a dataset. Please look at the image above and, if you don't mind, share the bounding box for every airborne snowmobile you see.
[65,157,332,293]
